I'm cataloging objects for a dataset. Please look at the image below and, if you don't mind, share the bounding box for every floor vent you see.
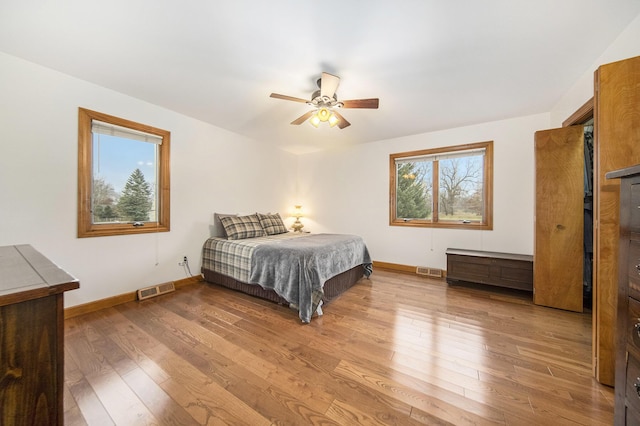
[137,281,176,301]
[416,266,443,278]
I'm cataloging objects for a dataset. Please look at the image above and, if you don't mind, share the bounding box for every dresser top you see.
[606,164,640,180]
[0,244,79,307]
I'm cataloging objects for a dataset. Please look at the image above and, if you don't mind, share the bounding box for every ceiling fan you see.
[270,72,379,129]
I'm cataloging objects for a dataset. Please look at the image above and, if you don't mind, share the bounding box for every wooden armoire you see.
[534,55,640,386]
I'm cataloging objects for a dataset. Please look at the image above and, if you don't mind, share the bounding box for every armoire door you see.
[534,126,584,312]
[593,55,640,386]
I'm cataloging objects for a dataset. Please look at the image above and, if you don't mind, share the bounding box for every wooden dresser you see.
[607,165,640,425]
[0,245,79,426]
[445,248,533,291]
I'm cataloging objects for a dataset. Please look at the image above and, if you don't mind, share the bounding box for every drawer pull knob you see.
[636,264,640,273]
[634,322,640,338]
[635,379,640,398]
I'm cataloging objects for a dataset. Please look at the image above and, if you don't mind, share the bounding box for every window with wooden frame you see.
[78,108,170,237]
[390,141,493,230]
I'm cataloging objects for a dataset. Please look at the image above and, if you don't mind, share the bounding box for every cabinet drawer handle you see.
[635,379,640,398]
[634,322,640,338]
[636,264,640,273]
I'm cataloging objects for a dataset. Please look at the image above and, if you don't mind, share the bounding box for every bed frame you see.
[202,264,367,306]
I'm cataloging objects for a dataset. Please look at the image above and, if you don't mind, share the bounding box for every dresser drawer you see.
[627,405,640,426]
[629,241,640,301]
[631,183,640,232]
[629,297,640,351]
[627,354,640,414]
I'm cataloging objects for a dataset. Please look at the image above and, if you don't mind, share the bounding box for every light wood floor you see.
[63,269,613,425]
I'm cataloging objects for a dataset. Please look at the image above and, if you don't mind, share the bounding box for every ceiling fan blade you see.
[270,93,309,103]
[320,72,340,98]
[341,98,379,109]
[290,110,315,125]
[332,110,351,129]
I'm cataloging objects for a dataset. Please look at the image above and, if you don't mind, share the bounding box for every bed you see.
[201,213,372,323]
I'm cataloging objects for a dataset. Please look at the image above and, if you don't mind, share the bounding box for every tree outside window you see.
[395,161,432,220]
[438,155,483,221]
[92,177,118,222]
[117,168,153,222]
[390,141,493,230]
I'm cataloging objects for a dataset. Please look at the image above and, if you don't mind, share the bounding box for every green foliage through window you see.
[395,162,432,220]
[117,168,153,222]
[390,141,493,230]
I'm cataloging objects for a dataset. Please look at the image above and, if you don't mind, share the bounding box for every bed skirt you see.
[202,264,367,306]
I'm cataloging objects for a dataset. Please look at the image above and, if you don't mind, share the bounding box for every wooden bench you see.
[446,248,533,291]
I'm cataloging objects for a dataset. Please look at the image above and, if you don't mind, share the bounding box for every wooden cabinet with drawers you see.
[606,164,640,425]
[0,245,79,426]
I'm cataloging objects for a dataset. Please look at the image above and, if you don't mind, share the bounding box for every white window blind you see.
[92,120,163,145]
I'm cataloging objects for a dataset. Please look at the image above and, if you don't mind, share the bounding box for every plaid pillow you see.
[220,214,265,240]
[257,212,288,235]
[213,213,237,238]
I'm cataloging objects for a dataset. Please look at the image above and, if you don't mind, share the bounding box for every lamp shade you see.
[293,205,303,218]
[309,114,321,127]
[317,108,331,122]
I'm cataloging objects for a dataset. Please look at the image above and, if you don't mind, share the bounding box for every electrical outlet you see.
[183,255,188,262]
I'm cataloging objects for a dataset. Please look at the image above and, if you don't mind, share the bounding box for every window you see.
[390,141,493,230]
[78,108,170,237]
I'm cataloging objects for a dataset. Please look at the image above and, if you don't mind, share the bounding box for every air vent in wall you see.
[137,281,176,301]
[416,266,443,278]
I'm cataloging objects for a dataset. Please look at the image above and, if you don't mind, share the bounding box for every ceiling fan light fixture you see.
[309,107,338,128]
[309,114,321,127]
[317,107,331,122]
[328,113,339,127]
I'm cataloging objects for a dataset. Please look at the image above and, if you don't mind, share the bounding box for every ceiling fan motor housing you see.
[308,90,342,108]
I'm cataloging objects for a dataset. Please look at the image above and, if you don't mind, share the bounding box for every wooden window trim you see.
[389,141,493,230]
[77,108,170,238]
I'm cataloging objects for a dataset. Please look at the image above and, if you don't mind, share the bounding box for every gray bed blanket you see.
[248,233,372,323]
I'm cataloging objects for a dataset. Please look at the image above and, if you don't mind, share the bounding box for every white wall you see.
[550,13,640,125]
[0,52,296,308]
[297,113,550,270]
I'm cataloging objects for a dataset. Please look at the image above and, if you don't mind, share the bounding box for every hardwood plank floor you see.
[63,269,613,425]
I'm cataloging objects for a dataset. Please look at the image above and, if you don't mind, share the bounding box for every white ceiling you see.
[1,1,639,154]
